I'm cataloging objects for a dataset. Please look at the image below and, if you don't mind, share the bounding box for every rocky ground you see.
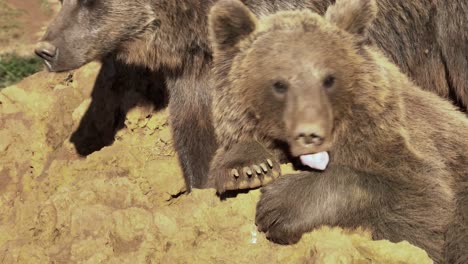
[0,1,433,263]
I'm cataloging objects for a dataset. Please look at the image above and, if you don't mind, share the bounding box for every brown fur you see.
[208,0,468,262]
[37,0,468,191]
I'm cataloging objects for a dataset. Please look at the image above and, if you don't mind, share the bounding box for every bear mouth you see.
[289,139,332,157]
[289,140,332,171]
[299,152,330,171]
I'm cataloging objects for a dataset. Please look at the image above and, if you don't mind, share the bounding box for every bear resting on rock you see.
[208,0,468,263]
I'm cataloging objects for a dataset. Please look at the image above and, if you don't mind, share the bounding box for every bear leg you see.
[255,167,446,262]
[167,74,218,190]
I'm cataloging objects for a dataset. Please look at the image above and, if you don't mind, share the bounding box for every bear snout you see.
[294,124,326,147]
[35,41,60,71]
[288,122,332,157]
[285,97,334,157]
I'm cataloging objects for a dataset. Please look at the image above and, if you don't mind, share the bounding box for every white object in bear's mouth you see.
[299,151,330,171]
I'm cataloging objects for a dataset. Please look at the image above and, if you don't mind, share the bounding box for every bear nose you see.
[294,124,326,147]
[35,42,58,62]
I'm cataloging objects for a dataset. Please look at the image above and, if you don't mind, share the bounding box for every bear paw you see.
[255,174,313,244]
[209,141,281,193]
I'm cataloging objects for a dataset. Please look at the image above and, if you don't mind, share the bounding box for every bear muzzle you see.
[287,116,333,157]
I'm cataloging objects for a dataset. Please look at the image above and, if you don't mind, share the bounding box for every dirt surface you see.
[0,58,434,263]
[0,0,58,55]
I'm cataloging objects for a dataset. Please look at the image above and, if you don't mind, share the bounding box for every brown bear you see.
[36,0,468,191]
[207,0,468,262]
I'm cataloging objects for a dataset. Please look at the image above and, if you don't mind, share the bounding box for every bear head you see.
[209,0,380,157]
[35,0,158,71]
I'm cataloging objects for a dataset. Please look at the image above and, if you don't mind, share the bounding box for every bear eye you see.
[323,75,335,89]
[80,0,95,7]
[273,80,289,95]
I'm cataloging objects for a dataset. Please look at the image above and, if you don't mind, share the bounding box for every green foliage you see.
[0,53,43,89]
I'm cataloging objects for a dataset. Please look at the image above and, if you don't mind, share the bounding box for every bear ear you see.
[324,0,377,37]
[208,0,257,51]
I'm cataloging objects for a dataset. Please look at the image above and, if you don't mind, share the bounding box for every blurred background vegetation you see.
[0,53,43,89]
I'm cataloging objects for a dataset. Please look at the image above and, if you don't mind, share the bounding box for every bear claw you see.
[213,157,282,193]
[208,141,282,193]
[231,169,240,178]
[267,159,274,168]
[253,165,262,174]
[222,158,281,191]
